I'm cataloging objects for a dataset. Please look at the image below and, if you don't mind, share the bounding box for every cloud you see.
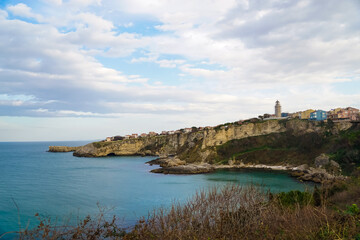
[1,0,360,141]
[43,0,63,5]
[7,3,43,22]
[131,54,185,68]
[0,9,8,19]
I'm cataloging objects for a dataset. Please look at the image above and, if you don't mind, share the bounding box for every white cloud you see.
[42,0,63,5]
[65,0,102,8]
[7,3,43,22]
[123,22,133,28]
[0,9,8,19]
[131,54,185,68]
[1,0,360,140]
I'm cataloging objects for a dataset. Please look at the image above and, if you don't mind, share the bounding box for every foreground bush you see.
[11,205,126,240]
[9,183,360,239]
[126,185,267,240]
[125,185,360,240]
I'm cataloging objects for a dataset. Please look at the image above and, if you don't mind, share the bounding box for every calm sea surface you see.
[0,141,313,237]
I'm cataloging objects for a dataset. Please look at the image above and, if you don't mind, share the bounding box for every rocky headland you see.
[48,146,80,152]
[50,118,360,183]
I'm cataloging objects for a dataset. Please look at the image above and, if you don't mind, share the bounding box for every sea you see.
[0,141,313,238]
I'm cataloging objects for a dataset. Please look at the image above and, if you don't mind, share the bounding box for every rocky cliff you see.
[71,119,289,158]
[69,119,353,161]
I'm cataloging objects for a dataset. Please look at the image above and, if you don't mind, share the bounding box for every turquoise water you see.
[0,141,312,237]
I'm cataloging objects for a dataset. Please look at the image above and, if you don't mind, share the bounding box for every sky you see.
[0,0,360,141]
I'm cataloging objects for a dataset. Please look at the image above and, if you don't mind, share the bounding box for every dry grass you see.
[126,185,267,240]
[125,185,360,240]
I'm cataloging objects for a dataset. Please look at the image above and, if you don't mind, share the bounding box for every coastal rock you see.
[146,157,186,167]
[315,154,329,168]
[73,140,160,157]
[296,167,345,183]
[330,160,340,169]
[326,160,342,175]
[294,164,309,171]
[151,163,214,174]
[291,164,309,177]
[291,171,305,177]
[48,146,80,152]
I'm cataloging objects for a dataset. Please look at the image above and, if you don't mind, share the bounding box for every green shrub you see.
[345,204,360,216]
[276,190,314,207]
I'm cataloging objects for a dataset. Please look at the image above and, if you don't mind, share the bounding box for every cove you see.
[0,141,313,237]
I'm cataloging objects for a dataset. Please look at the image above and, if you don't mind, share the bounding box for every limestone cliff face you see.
[74,137,169,157]
[71,119,352,159]
[201,120,287,148]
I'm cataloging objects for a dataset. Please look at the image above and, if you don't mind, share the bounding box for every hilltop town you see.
[103,101,360,142]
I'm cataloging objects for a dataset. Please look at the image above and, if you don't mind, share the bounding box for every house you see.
[140,133,148,137]
[345,107,359,114]
[300,109,315,119]
[327,108,342,115]
[168,130,175,135]
[328,107,359,120]
[350,113,360,122]
[113,135,124,141]
[263,114,271,119]
[148,132,157,137]
[288,112,300,118]
[124,135,131,139]
[161,131,169,135]
[130,134,138,138]
[309,110,327,121]
[106,137,112,142]
[184,128,192,133]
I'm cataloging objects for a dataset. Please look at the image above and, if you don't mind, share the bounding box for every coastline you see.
[147,158,346,184]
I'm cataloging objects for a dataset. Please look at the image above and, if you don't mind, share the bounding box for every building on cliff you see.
[328,107,359,121]
[275,100,281,117]
[300,109,315,119]
[148,131,158,137]
[309,110,327,121]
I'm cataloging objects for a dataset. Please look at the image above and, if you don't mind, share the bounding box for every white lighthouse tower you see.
[275,100,281,117]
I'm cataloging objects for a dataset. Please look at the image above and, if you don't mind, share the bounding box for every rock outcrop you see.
[151,163,215,174]
[48,146,80,152]
[315,154,330,168]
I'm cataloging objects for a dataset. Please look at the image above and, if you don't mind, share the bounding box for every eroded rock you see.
[151,163,214,174]
[49,146,80,152]
[315,154,330,168]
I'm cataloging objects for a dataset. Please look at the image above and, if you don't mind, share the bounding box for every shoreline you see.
[147,159,346,184]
